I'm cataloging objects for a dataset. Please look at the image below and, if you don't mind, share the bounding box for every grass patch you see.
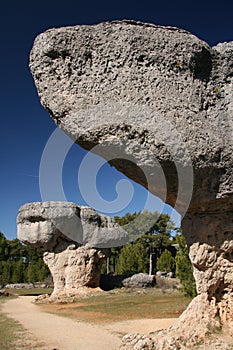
[0,296,47,349]
[5,287,53,296]
[0,297,24,349]
[41,288,192,324]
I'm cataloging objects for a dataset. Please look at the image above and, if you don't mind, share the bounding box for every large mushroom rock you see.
[17,202,128,296]
[29,21,233,345]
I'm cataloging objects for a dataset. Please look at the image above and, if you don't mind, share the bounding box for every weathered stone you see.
[29,21,233,346]
[17,201,128,249]
[122,273,156,288]
[17,201,128,296]
[43,245,105,295]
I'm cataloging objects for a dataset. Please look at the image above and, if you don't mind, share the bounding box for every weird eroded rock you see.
[29,21,233,347]
[17,202,128,296]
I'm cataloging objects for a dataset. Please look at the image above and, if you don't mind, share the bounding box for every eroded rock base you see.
[120,243,233,349]
[121,332,233,350]
[35,286,104,304]
[43,243,106,296]
[188,245,233,338]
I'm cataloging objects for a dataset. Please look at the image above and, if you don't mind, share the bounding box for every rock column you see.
[182,209,233,337]
[44,244,106,295]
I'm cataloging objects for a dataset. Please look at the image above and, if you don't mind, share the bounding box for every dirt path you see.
[3,296,177,350]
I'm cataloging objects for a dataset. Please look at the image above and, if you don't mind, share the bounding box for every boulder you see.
[29,20,233,346]
[156,271,174,278]
[122,273,156,288]
[17,201,128,296]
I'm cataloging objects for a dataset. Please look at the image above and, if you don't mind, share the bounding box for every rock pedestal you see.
[29,21,233,347]
[182,211,233,337]
[17,202,128,296]
[44,244,105,295]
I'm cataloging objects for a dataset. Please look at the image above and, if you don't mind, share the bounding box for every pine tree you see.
[113,211,176,275]
[27,262,38,283]
[0,232,51,284]
[11,259,25,283]
[0,262,12,285]
[115,242,148,275]
[0,233,9,260]
[156,249,175,273]
[175,233,197,297]
[37,260,49,282]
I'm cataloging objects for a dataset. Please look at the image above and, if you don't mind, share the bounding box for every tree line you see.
[102,211,197,297]
[0,232,50,285]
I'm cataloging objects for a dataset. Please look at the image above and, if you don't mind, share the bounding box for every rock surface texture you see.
[29,21,233,348]
[17,202,128,296]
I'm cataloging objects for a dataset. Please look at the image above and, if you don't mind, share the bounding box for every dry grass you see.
[5,287,53,296]
[40,288,192,324]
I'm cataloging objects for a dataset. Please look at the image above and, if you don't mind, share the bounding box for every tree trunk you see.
[106,256,110,275]
[149,251,153,275]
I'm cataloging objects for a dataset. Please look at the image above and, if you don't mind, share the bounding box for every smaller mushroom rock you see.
[17,201,128,296]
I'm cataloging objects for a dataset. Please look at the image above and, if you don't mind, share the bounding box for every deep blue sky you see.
[1,0,232,239]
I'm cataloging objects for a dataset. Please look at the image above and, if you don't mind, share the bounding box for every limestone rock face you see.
[30,20,233,213]
[17,201,128,296]
[29,21,233,346]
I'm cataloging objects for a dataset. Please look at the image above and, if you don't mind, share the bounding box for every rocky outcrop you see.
[17,202,128,296]
[29,21,233,347]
